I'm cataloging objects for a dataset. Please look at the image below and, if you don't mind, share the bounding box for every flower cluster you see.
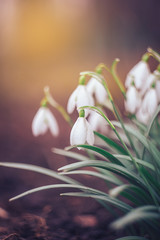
[32,74,109,147]
[32,51,160,149]
[125,56,160,124]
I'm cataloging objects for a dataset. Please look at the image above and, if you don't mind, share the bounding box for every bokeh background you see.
[0,0,160,199]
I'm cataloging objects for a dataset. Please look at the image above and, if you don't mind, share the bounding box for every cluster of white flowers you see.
[67,75,108,146]
[32,53,160,148]
[125,58,160,124]
[32,75,108,147]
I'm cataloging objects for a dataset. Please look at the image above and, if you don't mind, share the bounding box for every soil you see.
[0,104,122,240]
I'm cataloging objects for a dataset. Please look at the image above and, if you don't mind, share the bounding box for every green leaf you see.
[0,162,78,185]
[60,191,132,212]
[94,131,128,155]
[52,147,90,161]
[114,154,155,171]
[109,184,152,205]
[115,236,149,240]
[60,169,122,185]
[69,144,124,166]
[9,184,132,212]
[112,121,160,168]
[58,160,147,189]
[111,205,160,230]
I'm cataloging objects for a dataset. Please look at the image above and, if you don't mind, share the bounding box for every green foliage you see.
[1,48,160,239]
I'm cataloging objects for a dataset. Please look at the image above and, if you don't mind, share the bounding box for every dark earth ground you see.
[0,104,123,240]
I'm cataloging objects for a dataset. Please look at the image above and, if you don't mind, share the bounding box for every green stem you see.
[44,86,73,127]
[147,48,160,63]
[111,59,126,99]
[96,60,126,99]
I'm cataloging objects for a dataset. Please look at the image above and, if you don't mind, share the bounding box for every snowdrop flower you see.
[141,88,158,117]
[124,85,141,114]
[32,107,59,137]
[67,76,94,115]
[70,109,94,147]
[87,110,109,134]
[156,80,160,103]
[86,77,107,104]
[136,108,150,125]
[125,60,150,90]
[154,70,160,103]
[136,88,158,124]
[141,70,160,97]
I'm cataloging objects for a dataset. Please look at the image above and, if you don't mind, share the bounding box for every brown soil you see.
[0,104,122,240]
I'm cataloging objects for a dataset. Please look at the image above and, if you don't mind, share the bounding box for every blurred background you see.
[0,0,160,194]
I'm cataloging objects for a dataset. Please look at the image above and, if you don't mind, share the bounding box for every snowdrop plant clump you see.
[1,48,160,240]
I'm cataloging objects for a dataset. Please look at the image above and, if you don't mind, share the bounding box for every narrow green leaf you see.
[112,121,160,168]
[60,169,122,185]
[115,236,149,240]
[114,155,155,171]
[9,184,132,212]
[0,162,78,185]
[58,160,147,189]
[52,148,90,161]
[60,191,132,212]
[111,206,160,230]
[72,144,124,166]
[94,131,128,155]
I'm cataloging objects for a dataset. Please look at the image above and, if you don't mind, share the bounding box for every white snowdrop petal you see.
[87,78,107,104]
[77,86,92,107]
[134,62,150,89]
[76,86,94,116]
[67,87,79,114]
[156,80,160,102]
[140,73,155,96]
[45,109,59,136]
[88,111,108,134]
[142,89,158,116]
[136,108,150,125]
[70,118,87,146]
[95,83,107,104]
[32,108,47,136]
[124,86,141,114]
[86,78,95,95]
[125,61,150,90]
[86,121,94,145]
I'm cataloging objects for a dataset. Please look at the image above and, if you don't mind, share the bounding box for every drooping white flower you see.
[141,88,158,117]
[86,77,107,104]
[156,80,160,103]
[136,88,158,124]
[70,111,94,147]
[32,107,59,137]
[141,70,160,97]
[67,85,94,114]
[136,108,150,125]
[87,110,109,134]
[154,70,160,103]
[125,61,150,90]
[124,86,141,114]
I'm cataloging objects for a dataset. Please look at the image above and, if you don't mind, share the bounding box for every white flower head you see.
[125,60,150,90]
[70,110,94,148]
[87,110,109,134]
[124,85,141,114]
[154,70,160,103]
[136,88,158,124]
[136,108,150,125]
[67,76,94,115]
[141,88,158,117]
[141,70,160,97]
[86,77,107,104]
[32,107,59,137]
